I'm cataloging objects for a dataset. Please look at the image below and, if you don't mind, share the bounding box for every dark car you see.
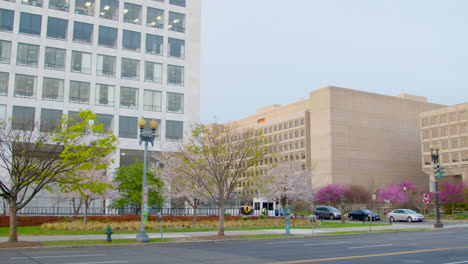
[347,209,380,221]
[314,206,342,220]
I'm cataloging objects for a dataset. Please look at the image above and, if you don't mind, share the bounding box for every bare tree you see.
[0,110,117,242]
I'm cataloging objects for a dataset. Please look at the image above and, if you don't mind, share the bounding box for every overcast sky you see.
[200,0,468,123]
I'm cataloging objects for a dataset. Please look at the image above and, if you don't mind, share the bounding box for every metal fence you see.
[10,207,242,216]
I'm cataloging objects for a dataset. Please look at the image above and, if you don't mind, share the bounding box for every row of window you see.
[260,118,305,134]
[1,0,186,30]
[0,42,184,85]
[0,73,184,113]
[423,151,468,165]
[422,124,468,139]
[421,111,467,127]
[423,138,468,152]
[265,130,305,144]
[0,105,184,140]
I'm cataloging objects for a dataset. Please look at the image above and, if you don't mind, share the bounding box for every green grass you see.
[0,222,389,237]
[41,238,173,247]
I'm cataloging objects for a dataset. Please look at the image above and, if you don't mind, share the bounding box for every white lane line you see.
[268,241,310,244]
[28,250,90,254]
[348,244,393,249]
[304,242,352,246]
[65,261,129,264]
[11,254,107,260]
[443,261,468,264]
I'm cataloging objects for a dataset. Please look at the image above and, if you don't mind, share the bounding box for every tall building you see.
[420,103,468,188]
[229,86,444,196]
[0,0,200,206]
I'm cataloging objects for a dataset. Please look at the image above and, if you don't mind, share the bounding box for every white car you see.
[387,209,424,222]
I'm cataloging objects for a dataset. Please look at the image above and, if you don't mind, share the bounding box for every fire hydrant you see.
[105,225,113,242]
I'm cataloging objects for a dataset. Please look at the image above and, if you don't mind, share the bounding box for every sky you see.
[199,0,468,123]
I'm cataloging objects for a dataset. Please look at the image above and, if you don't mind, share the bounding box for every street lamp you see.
[136,117,158,242]
[402,186,407,208]
[430,144,443,228]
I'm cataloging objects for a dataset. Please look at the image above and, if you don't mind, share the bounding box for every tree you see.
[344,185,370,206]
[376,181,418,209]
[258,161,313,207]
[174,124,265,236]
[111,159,164,213]
[439,181,466,215]
[314,184,348,208]
[157,153,208,223]
[0,110,117,242]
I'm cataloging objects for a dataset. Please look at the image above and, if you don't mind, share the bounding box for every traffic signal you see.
[434,164,446,178]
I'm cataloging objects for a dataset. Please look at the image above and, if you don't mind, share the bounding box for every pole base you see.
[136,232,150,242]
[434,222,444,228]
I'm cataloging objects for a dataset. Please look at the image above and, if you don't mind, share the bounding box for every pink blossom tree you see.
[375,181,418,209]
[258,161,314,208]
[157,153,208,223]
[314,184,348,208]
[439,181,466,215]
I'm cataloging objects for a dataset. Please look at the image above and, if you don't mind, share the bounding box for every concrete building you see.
[229,86,444,196]
[0,0,200,206]
[420,103,468,188]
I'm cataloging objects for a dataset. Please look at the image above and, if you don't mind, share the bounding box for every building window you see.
[168,38,184,58]
[96,114,113,132]
[73,21,93,43]
[22,0,43,7]
[19,12,42,36]
[462,151,468,162]
[49,0,70,12]
[166,120,183,141]
[440,114,447,123]
[44,47,65,70]
[144,61,162,83]
[121,58,139,80]
[169,0,185,7]
[40,109,62,132]
[449,112,457,122]
[167,92,183,113]
[0,40,11,63]
[97,55,116,77]
[461,123,468,134]
[451,139,459,148]
[0,72,8,96]
[120,86,138,109]
[71,51,91,74]
[0,8,14,32]
[0,104,6,123]
[98,26,117,48]
[146,33,163,55]
[47,17,68,40]
[69,80,90,104]
[431,116,439,126]
[147,7,164,28]
[17,43,39,67]
[143,89,161,111]
[168,12,185,33]
[42,77,64,101]
[100,0,119,20]
[75,0,95,16]
[95,83,114,106]
[122,30,140,51]
[124,2,141,24]
[452,152,459,163]
[119,116,137,138]
[12,106,35,131]
[167,65,184,86]
[460,111,467,121]
[14,74,36,98]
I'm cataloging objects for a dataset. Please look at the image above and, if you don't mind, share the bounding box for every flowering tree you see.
[314,184,348,208]
[258,161,313,207]
[376,181,417,208]
[156,153,208,223]
[440,182,466,215]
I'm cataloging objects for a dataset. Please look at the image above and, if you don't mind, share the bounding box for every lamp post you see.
[402,186,407,208]
[285,196,291,236]
[136,117,158,242]
[430,145,443,228]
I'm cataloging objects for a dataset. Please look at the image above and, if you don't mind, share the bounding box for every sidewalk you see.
[2,221,468,242]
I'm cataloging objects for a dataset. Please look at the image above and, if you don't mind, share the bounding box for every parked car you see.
[314,206,342,220]
[347,209,380,221]
[387,209,424,222]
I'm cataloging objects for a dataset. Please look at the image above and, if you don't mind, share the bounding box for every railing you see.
[10,207,242,216]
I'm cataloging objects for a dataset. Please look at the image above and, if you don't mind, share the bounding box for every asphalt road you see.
[1,227,467,264]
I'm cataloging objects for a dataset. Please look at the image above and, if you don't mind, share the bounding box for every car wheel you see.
[407,217,413,222]
[366,216,370,221]
[330,215,335,220]
[389,216,395,222]
[349,216,354,221]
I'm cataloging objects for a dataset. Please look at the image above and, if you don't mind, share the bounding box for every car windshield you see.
[405,209,418,214]
[329,208,339,212]
[362,209,371,214]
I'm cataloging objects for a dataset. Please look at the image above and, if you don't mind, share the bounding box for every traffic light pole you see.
[431,146,443,228]
[434,178,443,228]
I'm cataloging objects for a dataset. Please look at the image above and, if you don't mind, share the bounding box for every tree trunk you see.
[8,200,18,242]
[84,200,89,225]
[217,203,225,236]
[192,205,198,224]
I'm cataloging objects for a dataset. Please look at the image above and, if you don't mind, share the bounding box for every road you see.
[1,227,467,264]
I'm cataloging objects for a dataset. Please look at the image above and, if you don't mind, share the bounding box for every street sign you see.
[423,193,430,204]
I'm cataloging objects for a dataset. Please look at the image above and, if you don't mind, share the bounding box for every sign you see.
[423,193,430,204]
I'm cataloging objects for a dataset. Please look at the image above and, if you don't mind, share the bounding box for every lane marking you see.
[263,246,468,264]
[304,242,352,246]
[268,241,310,245]
[28,250,90,254]
[11,254,107,260]
[444,261,468,264]
[65,261,129,264]
[348,244,393,249]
